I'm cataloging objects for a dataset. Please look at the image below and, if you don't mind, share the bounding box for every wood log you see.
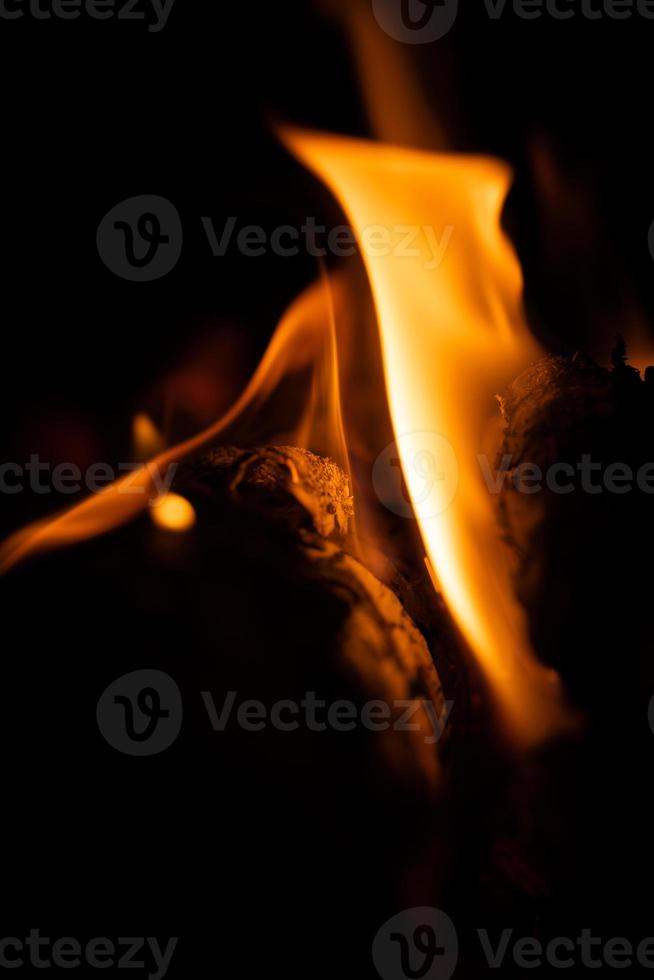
[497,342,654,703]
[487,344,654,944]
[0,444,457,962]
[175,444,452,798]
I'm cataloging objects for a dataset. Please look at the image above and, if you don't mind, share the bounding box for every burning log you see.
[497,342,654,705]
[487,344,654,945]
[0,443,456,960]
[0,445,455,972]
[175,443,451,794]
[188,445,355,540]
[158,444,455,910]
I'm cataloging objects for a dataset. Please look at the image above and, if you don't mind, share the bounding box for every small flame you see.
[133,413,165,460]
[321,0,446,151]
[151,493,196,533]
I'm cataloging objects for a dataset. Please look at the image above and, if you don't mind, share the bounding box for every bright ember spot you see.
[150,493,196,533]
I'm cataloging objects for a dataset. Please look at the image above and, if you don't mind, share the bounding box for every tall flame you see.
[284,129,566,743]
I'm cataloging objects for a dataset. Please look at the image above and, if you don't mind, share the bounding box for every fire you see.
[1,132,567,742]
[0,275,349,574]
[283,129,567,743]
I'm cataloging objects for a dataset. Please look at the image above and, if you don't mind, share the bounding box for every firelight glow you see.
[0,127,568,743]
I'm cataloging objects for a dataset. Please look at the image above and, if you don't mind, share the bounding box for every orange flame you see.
[0,274,350,574]
[283,128,567,743]
[133,413,165,460]
[320,0,447,151]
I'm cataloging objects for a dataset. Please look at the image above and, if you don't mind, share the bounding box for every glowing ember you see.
[151,493,196,533]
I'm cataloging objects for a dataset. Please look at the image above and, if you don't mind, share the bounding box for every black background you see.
[2,0,653,532]
[2,1,654,976]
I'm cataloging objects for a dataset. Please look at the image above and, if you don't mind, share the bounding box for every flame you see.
[0,123,568,742]
[283,129,566,743]
[319,0,446,151]
[0,275,350,574]
[0,128,568,741]
[133,413,165,460]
